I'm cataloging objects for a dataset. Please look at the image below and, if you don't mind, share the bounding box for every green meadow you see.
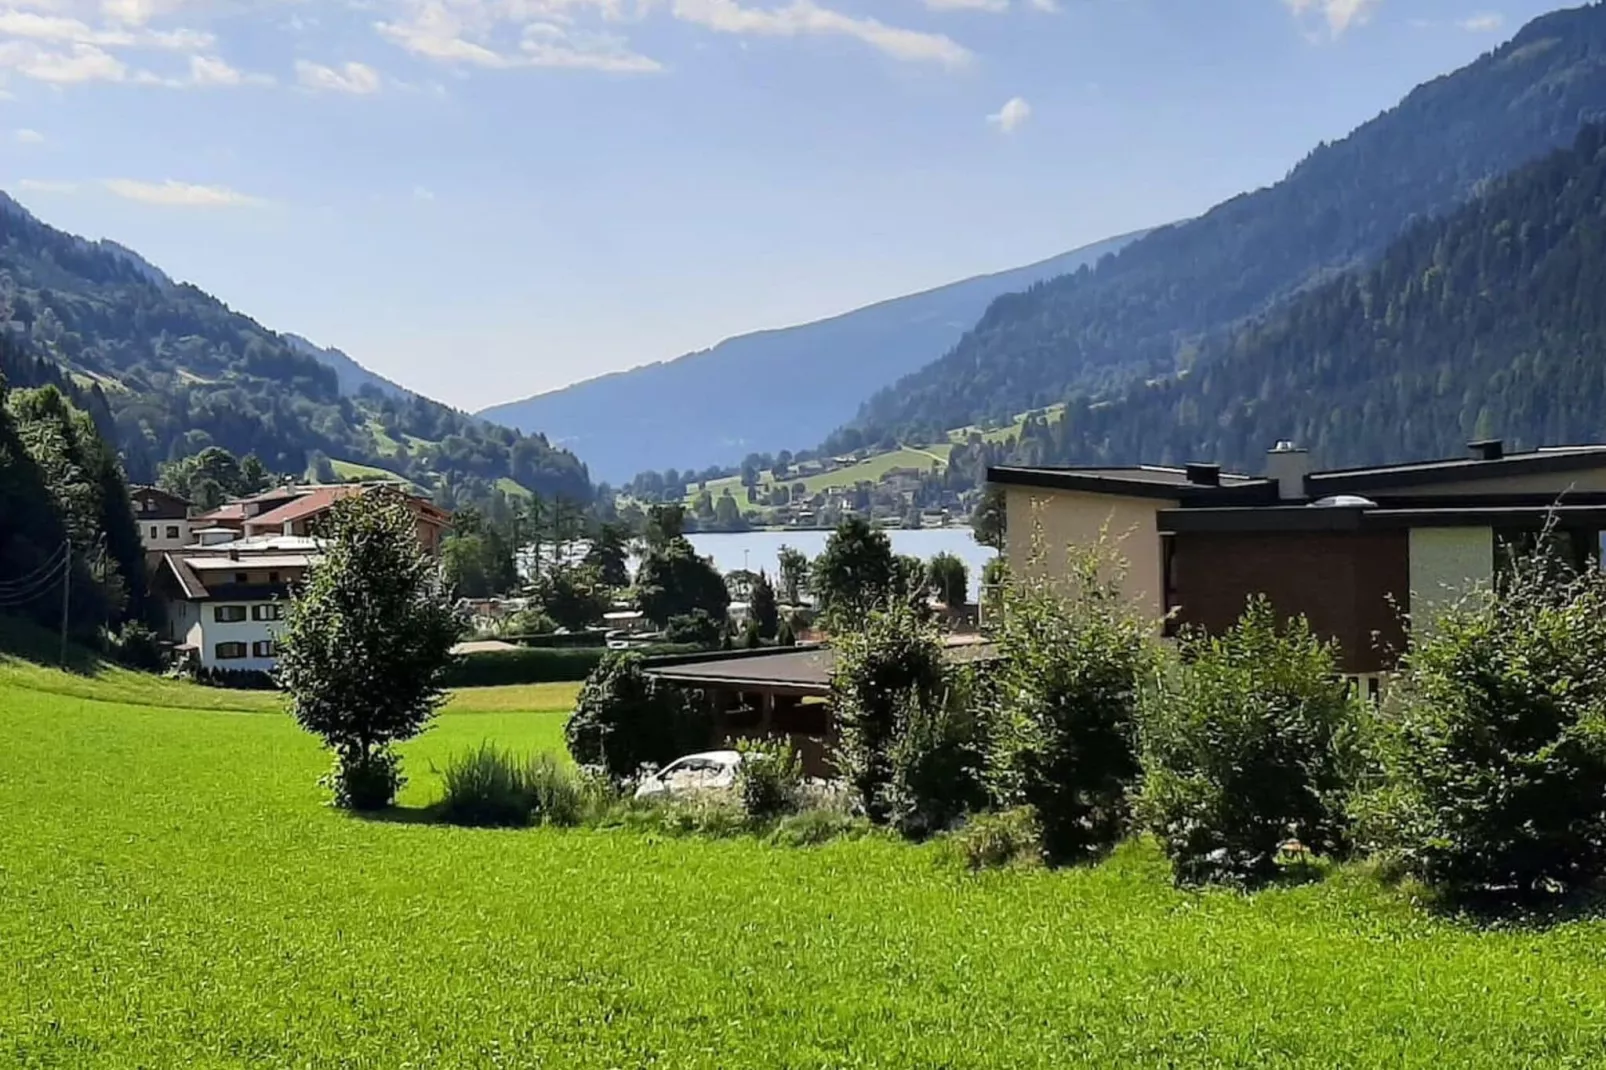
[6,661,1606,1068]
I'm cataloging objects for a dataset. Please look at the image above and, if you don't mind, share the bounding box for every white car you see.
[634,750,743,800]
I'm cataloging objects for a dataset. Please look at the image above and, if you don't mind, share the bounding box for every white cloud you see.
[987,95,1029,133]
[13,124,42,142]
[922,0,1008,12]
[188,54,271,86]
[671,0,971,67]
[295,59,382,93]
[1025,0,1059,11]
[376,1,663,72]
[102,178,264,206]
[1457,12,1503,32]
[16,178,79,193]
[412,184,435,201]
[1281,0,1379,38]
[0,40,128,82]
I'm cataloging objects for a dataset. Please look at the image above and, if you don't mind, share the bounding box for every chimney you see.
[1184,462,1221,487]
[1469,438,1504,461]
[1266,441,1310,501]
[228,547,240,561]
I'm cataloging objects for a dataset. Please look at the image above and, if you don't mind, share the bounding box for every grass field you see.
[685,445,953,516]
[7,666,1606,1066]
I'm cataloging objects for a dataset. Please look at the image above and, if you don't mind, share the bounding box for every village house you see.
[988,440,1606,689]
[129,485,196,556]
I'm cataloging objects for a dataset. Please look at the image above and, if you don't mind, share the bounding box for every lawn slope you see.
[4,668,1606,1067]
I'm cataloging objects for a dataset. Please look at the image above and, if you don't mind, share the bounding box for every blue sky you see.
[0,0,1563,411]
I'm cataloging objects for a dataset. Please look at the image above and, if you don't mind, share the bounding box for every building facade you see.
[990,441,1606,676]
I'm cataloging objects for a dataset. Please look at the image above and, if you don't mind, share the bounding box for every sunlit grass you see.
[6,664,1606,1067]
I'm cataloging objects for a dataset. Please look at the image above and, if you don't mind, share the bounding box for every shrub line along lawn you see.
[5,664,1606,1067]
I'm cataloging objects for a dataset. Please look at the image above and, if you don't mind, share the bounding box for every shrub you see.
[103,620,165,671]
[439,743,532,827]
[885,668,990,839]
[768,809,874,848]
[946,807,1043,871]
[986,532,1154,864]
[830,600,947,823]
[441,644,700,688]
[1354,545,1606,897]
[565,652,713,783]
[523,753,596,827]
[665,611,722,646]
[1137,598,1362,886]
[735,739,803,820]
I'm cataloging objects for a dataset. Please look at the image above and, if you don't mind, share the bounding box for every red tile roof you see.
[244,485,366,531]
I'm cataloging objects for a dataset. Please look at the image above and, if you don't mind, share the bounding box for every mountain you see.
[0,193,592,509]
[283,333,409,401]
[849,3,1606,442]
[971,120,1606,474]
[479,230,1146,483]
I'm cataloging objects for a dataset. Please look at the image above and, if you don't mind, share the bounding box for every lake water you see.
[686,528,997,600]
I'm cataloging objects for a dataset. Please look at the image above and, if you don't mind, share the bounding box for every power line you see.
[0,541,67,593]
[0,553,69,607]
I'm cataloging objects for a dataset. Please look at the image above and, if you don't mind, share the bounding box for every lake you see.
[686,528,997,600]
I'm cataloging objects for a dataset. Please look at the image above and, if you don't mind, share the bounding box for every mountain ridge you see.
[479,229,1148,483]
[848,2,1606,441]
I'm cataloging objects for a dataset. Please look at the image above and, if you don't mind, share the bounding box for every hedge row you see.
[442,644,703,688]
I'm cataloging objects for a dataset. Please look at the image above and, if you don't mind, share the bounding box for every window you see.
[234,572,248,585]
[251,603,285,622]
[213,605,247,623]
[215,642,248,660]
[149,525,159,539]
[268,571,280,584]
[166,525,180,540]
[252,640,276,658]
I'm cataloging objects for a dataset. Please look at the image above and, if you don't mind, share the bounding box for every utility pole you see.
[58,538,70,667]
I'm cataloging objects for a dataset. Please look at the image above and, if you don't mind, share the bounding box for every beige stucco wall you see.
[1408,526,1493,629]
[1002,486,1174,621]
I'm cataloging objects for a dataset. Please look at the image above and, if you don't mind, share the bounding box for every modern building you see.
[129,485,195,555]
[149,535,322,673]
[191,483,450,556]
[989,440,1606,679]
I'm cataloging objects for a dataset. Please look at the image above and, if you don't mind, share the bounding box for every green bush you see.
[986,534,1154,864]
[735,740,803,820]
[885,668,990,839]
[102,620,166,672]
[522,753,596,827]
[1354,547,1606,897]
[565,652,714,782]
[767,809,873,848]
[664,611,722,646]
[440,743,532,827]
[946,807,1044,871]
[442,644,700,688]
[830,600,947,823]
[1137,598,1362,886]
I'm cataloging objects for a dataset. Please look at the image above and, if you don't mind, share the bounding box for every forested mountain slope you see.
[852,3,1606,441]
[481,230,1144,483]
[0,194,591,508]
[987,121,1606,472]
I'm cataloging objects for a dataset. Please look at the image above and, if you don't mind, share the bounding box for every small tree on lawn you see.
[987,524,1154,864]
[566,651,711,782]
[278,487,462,810]
[926,552,969,608]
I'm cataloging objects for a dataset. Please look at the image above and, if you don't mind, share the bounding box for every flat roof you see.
[184,554,317,571]
[644,641,1000,694]
[1310,446,1606,494]
[988,465,1278,504]
[1160,502,1606,534]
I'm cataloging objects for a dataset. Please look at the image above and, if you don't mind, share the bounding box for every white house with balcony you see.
[149,536,322,672]
[130,485,196,555]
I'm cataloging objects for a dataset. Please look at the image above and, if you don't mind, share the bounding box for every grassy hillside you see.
[6,667,1606,1066]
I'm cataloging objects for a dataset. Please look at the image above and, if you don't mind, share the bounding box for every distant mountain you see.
[972,121,1606,473]
[0,193,592,508]
[849,3,1606,441]
[479,230,1146,483]
[283,333,409,401]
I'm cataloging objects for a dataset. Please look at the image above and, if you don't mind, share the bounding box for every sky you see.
[0,0,1569,412]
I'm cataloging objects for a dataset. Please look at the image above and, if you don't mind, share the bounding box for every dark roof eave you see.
[1161,503,1606,534]
[1310,449,1606,493]
[988,466,1278,504]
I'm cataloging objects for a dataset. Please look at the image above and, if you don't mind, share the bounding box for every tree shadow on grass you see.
[347,804,443,826]
[1423,885,1606,932]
